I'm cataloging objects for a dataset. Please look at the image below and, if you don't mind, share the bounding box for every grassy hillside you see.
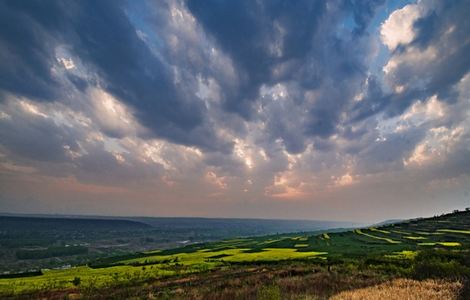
[1,210,469,298]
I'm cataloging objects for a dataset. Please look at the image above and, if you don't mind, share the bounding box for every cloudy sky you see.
[0,0,469,222]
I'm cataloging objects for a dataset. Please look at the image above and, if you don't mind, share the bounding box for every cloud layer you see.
[0,0,469,221]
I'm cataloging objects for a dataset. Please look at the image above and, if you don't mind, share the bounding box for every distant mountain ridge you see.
[0,215,150,231]
[0,212,364,235]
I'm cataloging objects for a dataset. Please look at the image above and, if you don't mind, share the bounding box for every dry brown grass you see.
[148,266,386,300]
[330,278,462,300]
[17,265,466,300]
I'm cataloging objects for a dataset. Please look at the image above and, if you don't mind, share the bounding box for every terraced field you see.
[1,210,469,297]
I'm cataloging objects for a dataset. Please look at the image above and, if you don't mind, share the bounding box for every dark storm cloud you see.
[0,0,228,151]
[0,1,64,100]
[187,0,385,149]
[186,0,380,117]
[186,0,324,118]
[67,1,210,146]
[0,0,390,155]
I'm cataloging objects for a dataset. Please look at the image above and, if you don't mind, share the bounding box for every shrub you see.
[72,276,81,286]
[257,284,281,300]
[413,259,465,279]
[412,250,470,279]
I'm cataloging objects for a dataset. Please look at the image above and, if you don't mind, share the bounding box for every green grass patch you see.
[0,264,182,295]
[404,236,427,240]
[354,229,401,244]
[384,250,417,259]
[369,228,390,234]
[437,229,470,235]
[414,231,433,235]
[222,248,326,262]
[391,230,412,235]
[418,242,461,247]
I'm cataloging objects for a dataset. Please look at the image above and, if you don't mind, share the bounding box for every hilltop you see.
[0,210,469,299]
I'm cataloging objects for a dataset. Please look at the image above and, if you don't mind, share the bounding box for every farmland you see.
[0,215,355,273]
[0,210,469,298]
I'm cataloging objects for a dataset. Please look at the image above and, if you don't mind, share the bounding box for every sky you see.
[0,0,469,222]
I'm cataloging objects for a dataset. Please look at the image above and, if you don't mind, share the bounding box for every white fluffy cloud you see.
[380,3,422,50]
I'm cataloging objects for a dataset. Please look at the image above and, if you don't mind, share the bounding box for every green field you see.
[1,210,469,297]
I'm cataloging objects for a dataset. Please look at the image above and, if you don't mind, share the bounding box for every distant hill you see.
[133,217,363,236]
[0,215,150,231]
[0,213,363,236]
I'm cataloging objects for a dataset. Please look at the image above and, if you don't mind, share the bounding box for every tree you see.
[72,276,81,286]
